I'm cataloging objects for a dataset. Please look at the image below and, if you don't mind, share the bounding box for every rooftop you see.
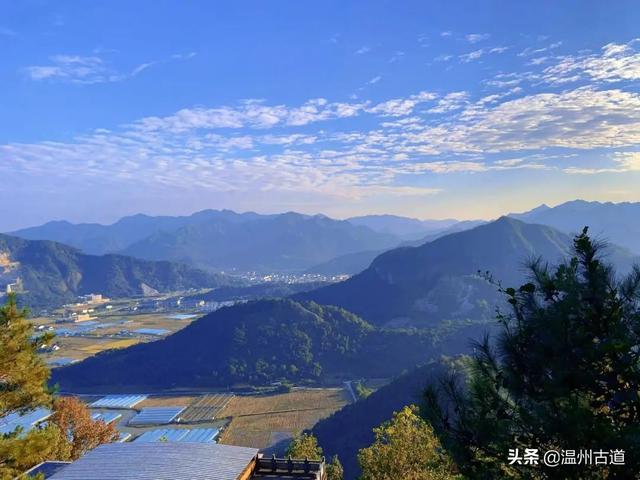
[48,442,259,480]
[41,442,327,480]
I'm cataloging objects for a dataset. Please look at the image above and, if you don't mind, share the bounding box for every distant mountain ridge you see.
[297,217,639,327]
[10,209,268,256]
[509,200,640,254]
[11,210,402,273]
[346,214,458,240]
[0,233,228,308]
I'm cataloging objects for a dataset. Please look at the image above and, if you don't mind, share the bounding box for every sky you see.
[1,0,639,230]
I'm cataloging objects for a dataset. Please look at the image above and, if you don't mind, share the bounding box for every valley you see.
[4,202,640,479]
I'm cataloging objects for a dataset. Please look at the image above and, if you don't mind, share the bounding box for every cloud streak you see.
[24,51,197,84]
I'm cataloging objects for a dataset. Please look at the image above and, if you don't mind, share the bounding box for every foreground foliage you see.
[0,295,52,417]
[286,433,343,480]
[358,405,461,480]
[425,229,640,479]
[50,397,118,460]
[0,295,115,479]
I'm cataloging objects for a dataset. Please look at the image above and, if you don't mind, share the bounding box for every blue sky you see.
[1,0,639,230]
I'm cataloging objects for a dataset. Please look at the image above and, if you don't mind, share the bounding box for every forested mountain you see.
[297,217,639,327]
[0,234,227,308]
[307,220,488,276]
[11,210,402,273]
[50,299,471,392]
[510,200,640,254]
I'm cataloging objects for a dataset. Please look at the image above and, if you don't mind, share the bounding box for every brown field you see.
[80,338,139,354]
[180,394,234,422]
[137,396,197,408]
[218,389,348,449]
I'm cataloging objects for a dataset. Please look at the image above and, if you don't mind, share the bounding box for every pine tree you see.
[0,295,116,478]
[0,294,52,416]
[425,228,640,479]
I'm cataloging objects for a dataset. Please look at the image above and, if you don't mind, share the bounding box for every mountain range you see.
[297,217,639,327]
[50,215,640,392]
[509,200,640,254]
[11,211,405,273]
[0,233,228,308]
[10,201,640,277]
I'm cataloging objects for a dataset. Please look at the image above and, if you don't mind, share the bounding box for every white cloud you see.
[615,151,640,170]
[518,41,562,57]
[355,46,371,55]
[542,39,640,84]
[441,31,453,37]
[6,39,640,206]
[367,75,382,85]
[459,46,509,63]
[459,49,485,63]
[24,51,196,84]
[465,33,490,44]
[25,55,107,83]
[369,91,437,116]
[428,92,468,113]
[564,151,640,174]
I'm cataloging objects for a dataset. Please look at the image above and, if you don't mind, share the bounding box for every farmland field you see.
[180,394,234,422]
[137,396,197,408]
[218,388,348,450]
[39,312,201,363]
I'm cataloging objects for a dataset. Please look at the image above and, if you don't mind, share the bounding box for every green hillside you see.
[297,217,638,327]
[50,299,471,392]
[0,234,228,308]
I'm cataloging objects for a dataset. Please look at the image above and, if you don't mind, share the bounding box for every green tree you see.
[0,294,52,416]
[0,295,115,479]
[327,455,344,480]
[287,433,323,459]
[286,433,343,480]
[425,228,640,479]
[355,381,373,400]
[0,425,70,479]
[358,405,462,480]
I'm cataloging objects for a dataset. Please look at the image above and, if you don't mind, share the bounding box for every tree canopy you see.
[286,433,343,480]
[0,294,52,416]
[425,228,640,479]
[0,294,115,479]
[358,405,461,480]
